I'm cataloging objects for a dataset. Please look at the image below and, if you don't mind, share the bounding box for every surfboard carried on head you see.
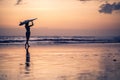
[19,18,37,26]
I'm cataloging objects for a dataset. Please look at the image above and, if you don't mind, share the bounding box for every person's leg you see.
[25,31,31,47]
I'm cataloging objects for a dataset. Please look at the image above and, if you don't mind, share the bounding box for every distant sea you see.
[0,36,120,45]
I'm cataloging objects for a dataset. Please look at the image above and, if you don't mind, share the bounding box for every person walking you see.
[24,21,34,48]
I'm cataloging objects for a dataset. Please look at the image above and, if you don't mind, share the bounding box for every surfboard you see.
[19,18,37,26]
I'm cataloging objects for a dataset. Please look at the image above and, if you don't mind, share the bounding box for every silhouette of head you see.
[25,22,29,26]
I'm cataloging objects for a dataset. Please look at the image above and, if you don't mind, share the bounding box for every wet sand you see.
[0,43,120,80]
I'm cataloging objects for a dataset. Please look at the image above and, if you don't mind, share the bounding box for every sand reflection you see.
[25,47,31,74]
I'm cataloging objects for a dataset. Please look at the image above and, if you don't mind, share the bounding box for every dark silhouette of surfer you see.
[25,21,34,48]
[19,18,37,48]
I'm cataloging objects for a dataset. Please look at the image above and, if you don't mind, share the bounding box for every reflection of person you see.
[25,47,30,68]
[25,21,34,48]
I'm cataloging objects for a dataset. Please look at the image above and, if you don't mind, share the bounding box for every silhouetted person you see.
[19,18,37,47]
[25,21,34,48]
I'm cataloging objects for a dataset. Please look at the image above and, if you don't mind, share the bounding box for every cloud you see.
[99,2,120,14]
[16,0,22,5]
[79,0,109,2]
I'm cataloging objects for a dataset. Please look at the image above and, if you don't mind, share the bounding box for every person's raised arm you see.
[29,21,34,27]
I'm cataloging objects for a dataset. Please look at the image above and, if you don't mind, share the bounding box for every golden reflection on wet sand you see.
[0,44,120,80]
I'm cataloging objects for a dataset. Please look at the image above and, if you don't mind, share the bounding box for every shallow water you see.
[0,44,120,80]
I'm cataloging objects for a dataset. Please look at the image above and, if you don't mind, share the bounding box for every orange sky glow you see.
[0,0,120,36]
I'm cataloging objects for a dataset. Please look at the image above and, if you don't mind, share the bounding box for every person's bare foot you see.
[25,43,30,49]
[28,44,30,47]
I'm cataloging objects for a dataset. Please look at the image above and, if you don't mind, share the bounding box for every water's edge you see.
[0,36,120,45]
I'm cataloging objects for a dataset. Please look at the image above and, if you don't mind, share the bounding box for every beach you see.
[1,0,120,80]
[0,43,120,80]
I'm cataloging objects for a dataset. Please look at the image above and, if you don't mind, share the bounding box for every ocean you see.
[0,36,120,45]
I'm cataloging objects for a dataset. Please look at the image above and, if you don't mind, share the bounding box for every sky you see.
[0,0,120,36]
